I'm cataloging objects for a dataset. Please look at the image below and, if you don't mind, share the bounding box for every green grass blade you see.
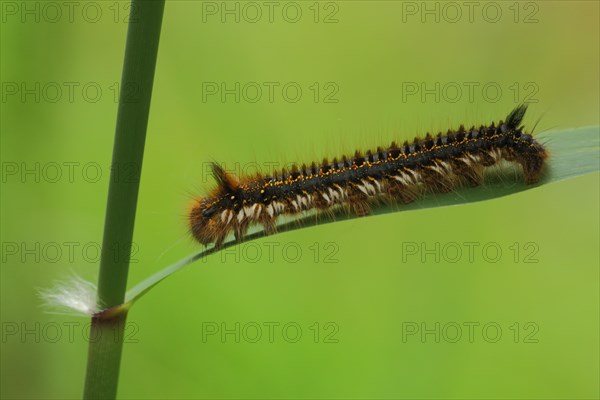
[83,1,165,399]
[124,126,599,306]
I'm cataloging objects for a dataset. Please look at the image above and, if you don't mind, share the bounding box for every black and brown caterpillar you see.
[190,105,547,247]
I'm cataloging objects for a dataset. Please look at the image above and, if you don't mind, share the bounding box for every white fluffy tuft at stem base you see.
[38,274,99,316]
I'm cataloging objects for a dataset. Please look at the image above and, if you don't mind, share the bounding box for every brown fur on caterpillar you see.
[189,105,548,247]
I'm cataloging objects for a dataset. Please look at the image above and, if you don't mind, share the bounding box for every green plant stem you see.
[83,1,164,399]
[84,315,128,400]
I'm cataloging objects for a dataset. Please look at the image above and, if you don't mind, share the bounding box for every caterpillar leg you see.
[518,153,546,184]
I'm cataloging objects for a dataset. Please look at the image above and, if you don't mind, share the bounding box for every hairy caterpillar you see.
[190,105,547,247]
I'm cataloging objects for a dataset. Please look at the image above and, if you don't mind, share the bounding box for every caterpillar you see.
[189,104,548,247]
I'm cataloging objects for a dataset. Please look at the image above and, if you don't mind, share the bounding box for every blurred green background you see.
[1,1,599,399]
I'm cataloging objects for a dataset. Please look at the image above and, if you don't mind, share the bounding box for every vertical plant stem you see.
[83,1,165,399]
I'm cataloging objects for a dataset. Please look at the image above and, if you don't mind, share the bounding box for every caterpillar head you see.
[189,164,239,246]
[189,197,222,245]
